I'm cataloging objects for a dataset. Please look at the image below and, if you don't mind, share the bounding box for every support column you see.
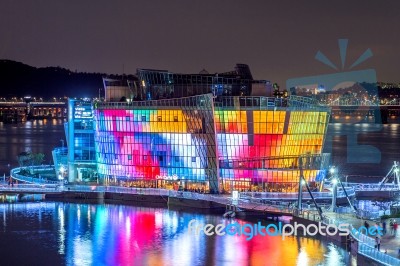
[331,179,337,212]
[297,157,303,213]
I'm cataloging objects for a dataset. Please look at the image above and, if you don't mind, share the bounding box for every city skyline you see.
[0,1,399,89]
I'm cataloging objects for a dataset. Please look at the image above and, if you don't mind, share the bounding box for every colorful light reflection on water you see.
[0,201,355,265]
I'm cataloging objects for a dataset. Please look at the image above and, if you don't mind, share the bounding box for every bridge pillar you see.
[378,106,388,124]
[331,181,337,212]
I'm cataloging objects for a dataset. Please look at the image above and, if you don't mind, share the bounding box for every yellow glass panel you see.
[242,123,248,133]
[254,111,260,122]
[257,123,263,134]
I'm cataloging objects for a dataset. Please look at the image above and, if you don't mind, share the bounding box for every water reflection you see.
[0,119,66,174]
[324,123,400,177]
[0,201,354,265]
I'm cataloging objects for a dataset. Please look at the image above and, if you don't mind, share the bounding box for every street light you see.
[6,163,10,183]
[330,166,336,174]
[59,165,65,180]
[330,166,338,212]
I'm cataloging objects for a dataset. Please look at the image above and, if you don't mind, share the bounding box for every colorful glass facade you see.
[92,94,330,193]
[93,94,220,193]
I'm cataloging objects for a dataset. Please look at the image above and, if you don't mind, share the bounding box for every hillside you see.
[0,60,112,98]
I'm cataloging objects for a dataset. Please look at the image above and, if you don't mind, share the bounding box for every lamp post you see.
[6,163,10,183]
[59,165,66,183]
[330,166,338,212]
[297,157,304,214]
[98,88,104,101]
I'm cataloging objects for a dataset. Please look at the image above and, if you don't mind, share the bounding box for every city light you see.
[330,167,336,174]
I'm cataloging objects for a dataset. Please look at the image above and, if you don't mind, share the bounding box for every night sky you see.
[1,0,399,88]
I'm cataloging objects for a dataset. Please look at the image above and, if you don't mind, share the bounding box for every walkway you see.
[322,212,400,265]
[0,183,62,194]
[0,183,293,216]
[69,185,294,216]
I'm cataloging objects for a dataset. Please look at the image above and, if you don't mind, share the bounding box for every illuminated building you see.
[134,64,272,100]
[66,64,331,193]
[66,99,98,183]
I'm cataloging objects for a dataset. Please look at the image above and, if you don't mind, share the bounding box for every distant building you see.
[102,77,139,102]
[103,64,273,101]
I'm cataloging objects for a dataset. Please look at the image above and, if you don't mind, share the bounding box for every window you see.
[126,116,130,121]
[175,156,179,162]
[157,116,162,122]
[159,155,163,161]
[174,116,178,122]
[191,157,196,163]
[141,115,146,122]
[128,155,132,160]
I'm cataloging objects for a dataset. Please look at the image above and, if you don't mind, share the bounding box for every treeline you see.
[0,60,130,98]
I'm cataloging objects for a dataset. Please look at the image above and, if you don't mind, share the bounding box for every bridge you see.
[0,101,67,122]
[329,105,400,123]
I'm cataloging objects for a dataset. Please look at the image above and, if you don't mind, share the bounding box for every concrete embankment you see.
[167,196,225,210]
[46,191,167,206]
[46,191,226,210]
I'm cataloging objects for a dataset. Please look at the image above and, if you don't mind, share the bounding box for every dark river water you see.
[324,123,400,181]
[0,119,67,175]
[0,200,354,266]
[0,120,398,265]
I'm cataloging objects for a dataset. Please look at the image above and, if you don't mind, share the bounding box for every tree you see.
[16,151,45,167]
[32,153,45,165]
[17,151,31,167]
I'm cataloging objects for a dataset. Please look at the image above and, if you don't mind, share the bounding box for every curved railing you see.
[10,166,60,184]
[0,183,62,193]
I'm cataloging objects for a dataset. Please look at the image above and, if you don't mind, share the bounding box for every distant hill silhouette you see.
[0,60,130,98]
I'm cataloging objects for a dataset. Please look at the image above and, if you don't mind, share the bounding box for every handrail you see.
[240,188,355,200]
[10,166,59,184]
[0,183,62,192]
[343,182,400,191]
[358,243,400,266]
